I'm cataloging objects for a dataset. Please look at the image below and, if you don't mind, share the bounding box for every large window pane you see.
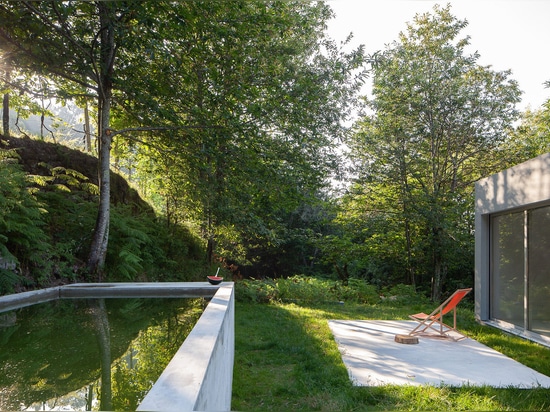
[528,206,550,336]
[491,212,524,327]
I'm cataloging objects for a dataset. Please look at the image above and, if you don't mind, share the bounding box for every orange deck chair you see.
[408,288,472,341]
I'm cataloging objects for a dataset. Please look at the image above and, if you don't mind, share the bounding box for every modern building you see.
[475,153,550,347]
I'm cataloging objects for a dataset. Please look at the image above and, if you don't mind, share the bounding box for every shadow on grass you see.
[232,302,384,411]
[233,301,550,411]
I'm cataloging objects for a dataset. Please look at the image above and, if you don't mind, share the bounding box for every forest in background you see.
[1,2,549,300]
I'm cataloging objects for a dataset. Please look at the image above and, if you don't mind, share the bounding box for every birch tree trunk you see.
[84,100,92,152]
[87,3,116,277]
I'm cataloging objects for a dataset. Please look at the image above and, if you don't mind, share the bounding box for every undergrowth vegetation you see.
[0,144,206,294]
[235,275,427,306]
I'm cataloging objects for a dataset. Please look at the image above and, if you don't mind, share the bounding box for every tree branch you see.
[108,125,223,137]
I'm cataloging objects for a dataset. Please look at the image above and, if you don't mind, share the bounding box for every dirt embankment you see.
[1,136,151,210]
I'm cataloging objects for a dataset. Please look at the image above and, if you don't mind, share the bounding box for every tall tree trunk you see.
[84,100,92,152]
[2,91,8,138]
[430,226,446,301]
[431,256,446,302]
[2,68,9,138]
[87,3,116,278]
[398,140,415,287]
[404,217,415,287]
[88,112,111,277]
[206,235,215,267]
[195,64,215,266]
[40,112,45,140]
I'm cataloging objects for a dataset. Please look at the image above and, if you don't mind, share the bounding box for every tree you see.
[506,104,550,162]
[0,2,223,276]
[109,1,367,268]
[0,2,138,276]
[1,1,367,277]
[1,59,9,137]
[348,4,521,300]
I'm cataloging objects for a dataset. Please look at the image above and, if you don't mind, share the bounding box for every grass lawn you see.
[232,299,550,411]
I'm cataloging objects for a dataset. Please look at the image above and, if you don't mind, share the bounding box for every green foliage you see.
[0,138,208,292]
[29,161,106,282]
[35,189,96,278]
[0,153,50,291]
[380,283,432,306]
[341,278,382,303]
[277,276,337,304]
[110,299,205,410]
[229,197,341,278]
[345,4,520,299]
[2,0,536,297]
[0,0,368,282]
[235,278,279,304]
[0,269,20,295]
[104,207,205,282]
[506,106,550,163]
[106,209,150,281]
[109,0,367,268]
[33,163,98,195]
[235,276,380,305]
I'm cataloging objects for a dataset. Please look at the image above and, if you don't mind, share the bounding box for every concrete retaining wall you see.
[60,282,222,299]
[0,287,60,313]
[137,284,234,411]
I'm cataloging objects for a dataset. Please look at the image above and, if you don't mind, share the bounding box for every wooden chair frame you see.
[408,288,472,341]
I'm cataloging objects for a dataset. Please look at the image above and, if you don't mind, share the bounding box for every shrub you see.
[276,276,334,304]
[235,275,381,305]
[338,278,379,304]
[235,278,279,303]
[380,283,431,306]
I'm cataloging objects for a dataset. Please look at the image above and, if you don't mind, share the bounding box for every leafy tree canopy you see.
[344,4,521,299]
[0,1,368,278]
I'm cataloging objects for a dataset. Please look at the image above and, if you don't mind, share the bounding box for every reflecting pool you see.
[0,297,206,411]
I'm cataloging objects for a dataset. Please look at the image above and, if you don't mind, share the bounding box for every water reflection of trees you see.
[89,298,112,411]
[0,297,205,411]
[110,299,205,411]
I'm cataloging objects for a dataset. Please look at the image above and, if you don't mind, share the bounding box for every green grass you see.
[232,299,550,411]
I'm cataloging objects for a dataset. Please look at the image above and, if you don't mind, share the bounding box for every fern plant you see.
[0,154,50,293]
[33,162,99,196]
[0,144,206,290]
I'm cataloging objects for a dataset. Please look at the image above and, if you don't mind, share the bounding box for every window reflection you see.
[491,205,550,338]
[528,207,550,337]
[491,212,524,327]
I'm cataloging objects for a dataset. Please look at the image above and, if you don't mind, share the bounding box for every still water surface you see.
[0,297,205,411]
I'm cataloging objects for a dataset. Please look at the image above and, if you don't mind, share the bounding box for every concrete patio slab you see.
[328,320,550,388]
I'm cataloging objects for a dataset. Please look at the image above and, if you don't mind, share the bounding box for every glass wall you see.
[491,212,524,328]
[491,205,550,338]
[528,207,550,336]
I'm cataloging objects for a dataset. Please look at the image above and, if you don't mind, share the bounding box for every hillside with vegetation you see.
[0,135,204,293]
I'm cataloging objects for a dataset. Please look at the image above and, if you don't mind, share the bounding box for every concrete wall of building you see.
[137,283,235,412]
[475,153,550,321]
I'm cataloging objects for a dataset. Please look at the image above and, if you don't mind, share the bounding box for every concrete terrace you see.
[329,320,550,388]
